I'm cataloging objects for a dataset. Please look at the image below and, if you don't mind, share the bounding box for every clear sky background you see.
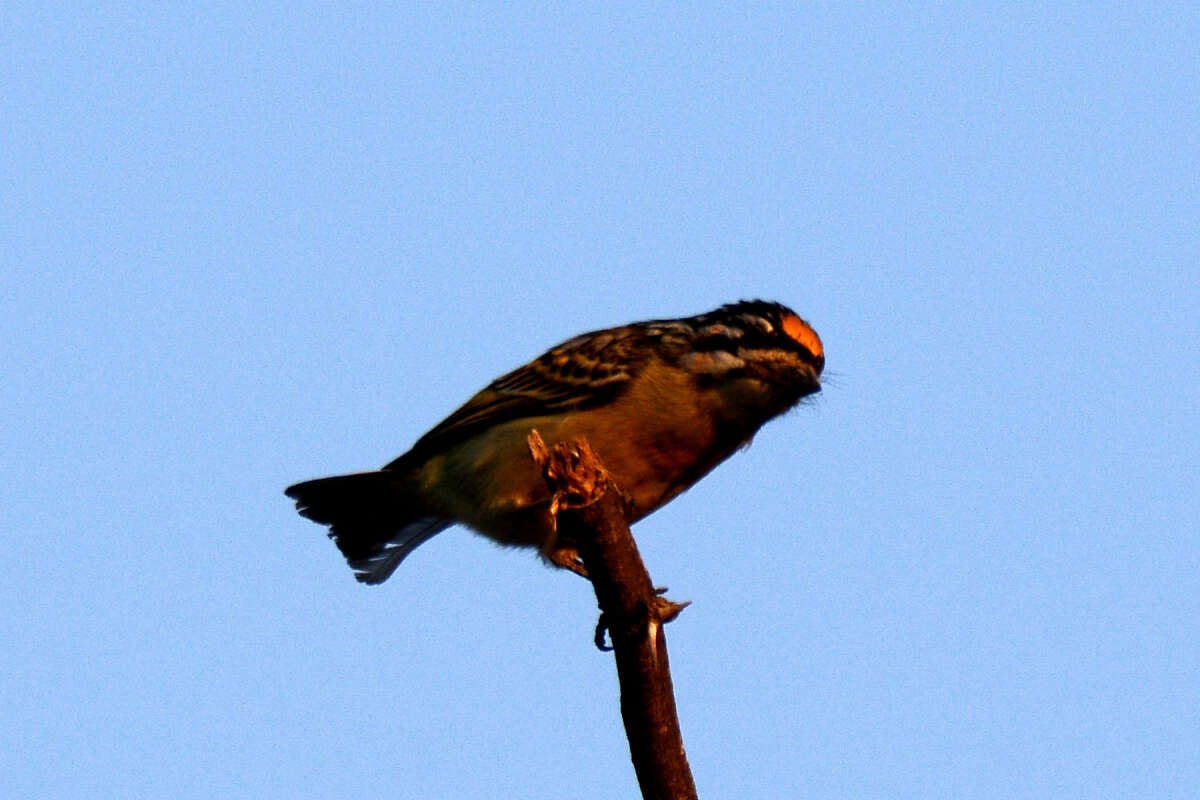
[4,3,1197,798]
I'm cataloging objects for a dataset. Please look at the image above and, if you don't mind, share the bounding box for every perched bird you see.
[286,300,824,584]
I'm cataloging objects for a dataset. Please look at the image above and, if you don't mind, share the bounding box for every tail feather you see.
[285,470,451,584]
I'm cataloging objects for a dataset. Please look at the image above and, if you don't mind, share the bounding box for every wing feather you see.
[386,325,650,468]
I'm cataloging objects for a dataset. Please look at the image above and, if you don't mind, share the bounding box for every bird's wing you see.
[385,326,651,468]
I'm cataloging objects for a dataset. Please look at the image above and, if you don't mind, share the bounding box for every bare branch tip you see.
[655,598,692,624]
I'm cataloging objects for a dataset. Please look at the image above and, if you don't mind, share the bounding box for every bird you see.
[286,300,824,584]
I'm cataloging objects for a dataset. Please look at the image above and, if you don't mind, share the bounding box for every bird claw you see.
[545,546,590,579]
[594,613,613,651]
[591,595,690,650]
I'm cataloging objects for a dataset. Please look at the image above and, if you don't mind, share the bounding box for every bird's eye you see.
[740,315,773,335]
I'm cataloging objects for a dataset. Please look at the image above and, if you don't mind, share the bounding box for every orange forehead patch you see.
[781,313,823,358]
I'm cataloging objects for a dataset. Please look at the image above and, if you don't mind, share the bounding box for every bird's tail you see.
[285,470,451,584]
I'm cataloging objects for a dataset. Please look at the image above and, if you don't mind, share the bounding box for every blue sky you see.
[4,3,1197,798]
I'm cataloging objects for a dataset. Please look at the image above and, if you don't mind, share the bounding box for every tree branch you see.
[529,430,698,800]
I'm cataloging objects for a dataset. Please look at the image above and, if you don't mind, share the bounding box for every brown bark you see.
[529,431,698,800]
